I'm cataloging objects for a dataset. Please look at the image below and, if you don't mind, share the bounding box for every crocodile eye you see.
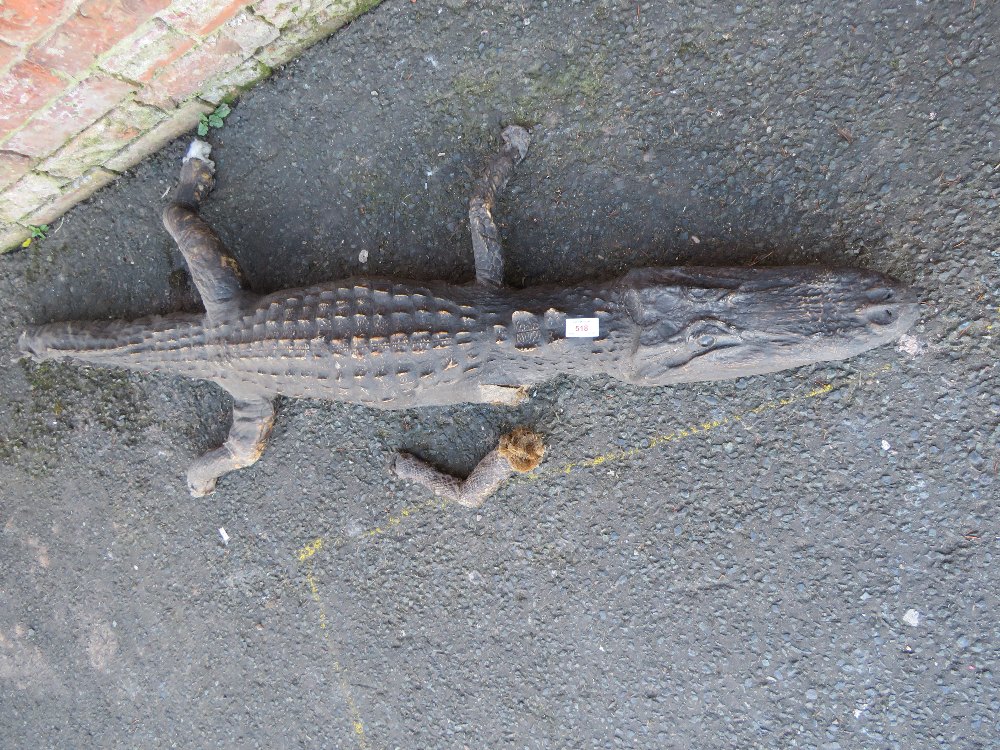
[867,308,894,325]
[697,334,716,347]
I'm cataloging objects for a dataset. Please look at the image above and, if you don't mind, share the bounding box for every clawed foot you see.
[177,139,216,207]
[183,139,215,168]
[188,475,217,497]
[500,125,531,162]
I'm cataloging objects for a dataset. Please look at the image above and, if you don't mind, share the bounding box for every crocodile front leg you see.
[162,140,278,496]
[468,125,530,287]
[188,392,276,497]
[388,129,537,505]
[392,427,544,507]
[162,140,252,324]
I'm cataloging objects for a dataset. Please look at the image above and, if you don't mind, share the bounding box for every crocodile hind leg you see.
[188,392,276,496]
[162,140,249,323]
[468,125,531,287]
[392,427,544,507]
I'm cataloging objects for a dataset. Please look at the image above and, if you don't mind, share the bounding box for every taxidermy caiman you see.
[18,127,919,504]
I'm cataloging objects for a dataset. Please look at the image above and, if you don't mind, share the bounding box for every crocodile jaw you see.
[623,266,919,385]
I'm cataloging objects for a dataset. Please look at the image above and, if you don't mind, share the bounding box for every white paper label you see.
[565,318,600,337]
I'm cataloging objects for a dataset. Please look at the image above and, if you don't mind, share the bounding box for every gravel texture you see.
[1,1,997,748]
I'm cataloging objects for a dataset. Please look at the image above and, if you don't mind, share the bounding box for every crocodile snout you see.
[858,278,919,334]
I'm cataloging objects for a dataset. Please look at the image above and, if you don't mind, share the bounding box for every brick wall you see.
[0,0,380,252]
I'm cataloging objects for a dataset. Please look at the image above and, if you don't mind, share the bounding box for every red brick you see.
[0,40,20,73]
[28,0,171,76]
[1,223,32,254]
[100,19,195,83]
[223,11,280,50]
[28,167,118,225]
[4,75,134,157]
[0,171,65,224]
[139,40,239,108]
[0,61,67,141]
[255,1,355,68]
[140,13,277,107]
[199,58,270,104]
[104,98,211,172]
[0,0,74,47]
[40,101,162,178]
[251,0,306,30]
[158,0,253,36]
[0,150,33,189]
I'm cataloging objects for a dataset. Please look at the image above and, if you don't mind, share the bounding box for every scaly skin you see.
[17,128,919,498]
[19,269,917,403]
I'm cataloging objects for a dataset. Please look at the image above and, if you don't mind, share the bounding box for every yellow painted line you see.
[984,305,999,331]
[361,496,446,540]
[289,361,901,745]
[528,366,889,480]
[297,557,371,750]
[294,362,895,560]
[297,498,447,560]
[296,537,324,562]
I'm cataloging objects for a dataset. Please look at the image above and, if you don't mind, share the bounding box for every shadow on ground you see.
[1,1,996,748]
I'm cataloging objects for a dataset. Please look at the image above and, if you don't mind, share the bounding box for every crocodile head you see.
[620,266,919,385]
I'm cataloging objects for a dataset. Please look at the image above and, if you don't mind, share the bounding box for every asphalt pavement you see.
[1,1,997,748]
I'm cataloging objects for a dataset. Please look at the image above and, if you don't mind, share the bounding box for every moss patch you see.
[2,360,156,475]
[21,360,153,437]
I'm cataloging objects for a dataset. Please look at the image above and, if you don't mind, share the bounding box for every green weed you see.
[198,103,232,136]
[20,224,49,249]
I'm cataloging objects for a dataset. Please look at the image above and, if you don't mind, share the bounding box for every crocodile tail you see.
[18,314,205,370]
